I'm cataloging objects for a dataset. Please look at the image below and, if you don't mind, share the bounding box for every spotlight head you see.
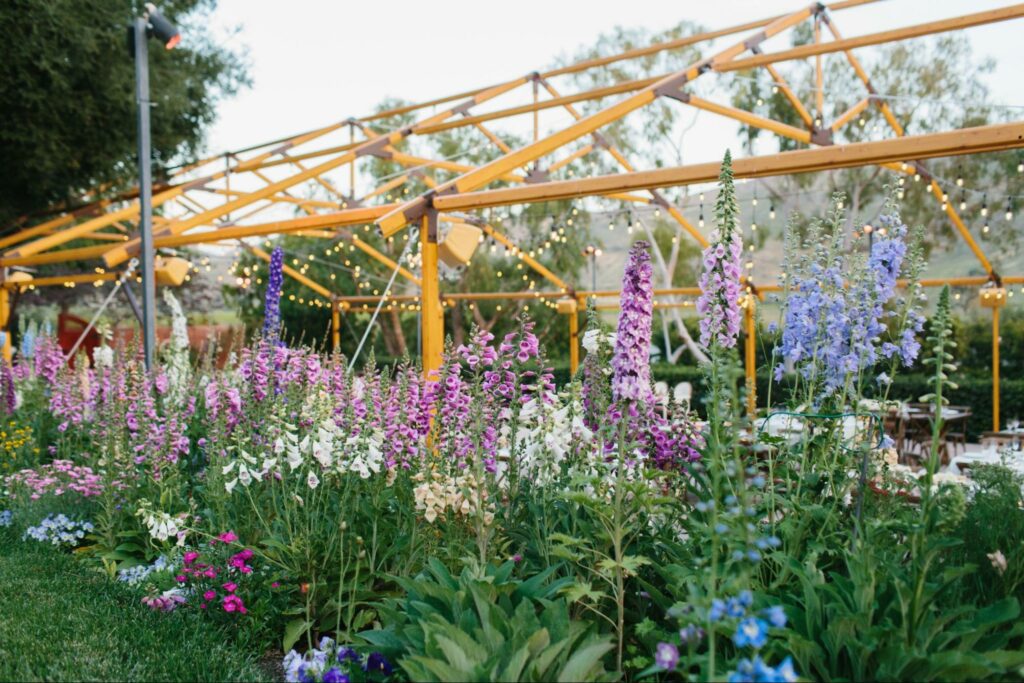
[145,4,181,49]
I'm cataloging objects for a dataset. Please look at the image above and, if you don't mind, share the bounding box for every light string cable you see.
[348,225,419,371]
[64,258,140,363]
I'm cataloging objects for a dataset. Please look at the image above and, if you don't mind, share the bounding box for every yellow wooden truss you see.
[4,0,1024,427]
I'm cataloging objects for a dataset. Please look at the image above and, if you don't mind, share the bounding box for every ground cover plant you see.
[2,154,1023,682]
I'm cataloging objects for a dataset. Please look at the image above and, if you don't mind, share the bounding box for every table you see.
[899,406,971,464]
[948,446,1024,478]
[981,428,1024,450]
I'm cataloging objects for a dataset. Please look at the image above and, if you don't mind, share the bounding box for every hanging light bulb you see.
[1007,197,1015,222]
[981,194,988,218]
[698,212,704,229]
[769,203,776,220]
[956,167,963,187]
[959,193,967,211]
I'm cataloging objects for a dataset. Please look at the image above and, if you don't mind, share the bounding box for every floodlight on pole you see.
[131,3,180,370]
[145,4,181,49]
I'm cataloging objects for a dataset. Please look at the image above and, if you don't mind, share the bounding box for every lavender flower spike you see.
[263,246,284,338]
[696,151,743,350]
[612,240,655,403]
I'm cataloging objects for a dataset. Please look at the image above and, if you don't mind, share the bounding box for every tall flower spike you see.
[612,240,654,403]
[697,151,743,350]
[263,246,284,339]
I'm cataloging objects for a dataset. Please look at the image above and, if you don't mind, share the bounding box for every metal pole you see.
[134,16,157,370]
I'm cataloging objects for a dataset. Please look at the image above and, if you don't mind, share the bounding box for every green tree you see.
[0,0,249,226]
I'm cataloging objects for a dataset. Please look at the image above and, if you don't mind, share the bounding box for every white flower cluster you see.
[117,555,172,585]
[162,289,192,406]
[22,513,93,546]
[412,470,494,525]
[499,396,593,486]
[223,449,279,493]
[224,419,387,495]
[138,507,186,543]
[93,345,115,369]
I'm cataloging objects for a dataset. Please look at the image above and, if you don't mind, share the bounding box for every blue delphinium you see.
[728,655,799,682]
[733,617,769,649]
[262,246,285,339]
[775,200,921,406]
[0,510,12,527]
[763,605,787,628]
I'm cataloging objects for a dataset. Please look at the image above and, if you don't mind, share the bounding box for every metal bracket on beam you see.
[744,32,768,50]
[653,72,690,101]
[810,126,833,146]
[450,99,476,116]
[357,136,394,159]
[426,208,438,243]
[649,191,672,209]
[524,167,551,184]
[590,131,612,150]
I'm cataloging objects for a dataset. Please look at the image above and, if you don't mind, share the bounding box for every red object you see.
[57,312,99,367]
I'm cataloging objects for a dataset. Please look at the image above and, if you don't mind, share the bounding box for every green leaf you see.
[283,618,311,652]
[557,636,614,682]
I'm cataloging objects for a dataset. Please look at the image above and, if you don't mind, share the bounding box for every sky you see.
[202,0,1023,165]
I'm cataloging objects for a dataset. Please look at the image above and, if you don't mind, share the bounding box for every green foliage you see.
[951,465,1024,600]
[361,559,614,682]
[0,0,249,224]
[0,533,270,681]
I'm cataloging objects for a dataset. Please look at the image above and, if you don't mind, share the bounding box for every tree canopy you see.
[0,0,248,227]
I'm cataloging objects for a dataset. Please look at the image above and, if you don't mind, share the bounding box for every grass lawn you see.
[0,532,273,682]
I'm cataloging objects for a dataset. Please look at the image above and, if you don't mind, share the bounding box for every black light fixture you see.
[146,5,181,49]
[129,3,181,370]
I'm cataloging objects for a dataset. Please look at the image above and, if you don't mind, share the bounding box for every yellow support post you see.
[744,294,757,419]
[569,312,579,375]
[993,304,1000,432]
[0,287,10,363]
[557,298,580,374]
[981,287,1007,431]
[331,298,342,351]
[420,211,443,376]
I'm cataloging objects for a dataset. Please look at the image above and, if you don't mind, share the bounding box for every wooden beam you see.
[378,5,819,236]
[432,122,1024,210]
[722,5,1024,72]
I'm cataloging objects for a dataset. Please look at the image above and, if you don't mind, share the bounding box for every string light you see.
[981,194,988,218]
[1006,197,1015,222]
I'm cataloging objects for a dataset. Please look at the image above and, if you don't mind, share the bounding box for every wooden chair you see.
[944,406,972,457]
